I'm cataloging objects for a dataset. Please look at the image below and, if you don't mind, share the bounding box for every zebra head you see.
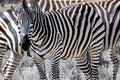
[11,4,32,51]
[16,0,44,51]
[18,9,31,51]
[22,0,45,41]
[22,0,44,30]
[11,5,31,39]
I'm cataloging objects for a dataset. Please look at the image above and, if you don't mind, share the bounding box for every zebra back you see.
[37,0,82,12]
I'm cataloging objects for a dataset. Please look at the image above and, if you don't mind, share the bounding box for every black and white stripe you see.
[30,0,120,79]
[0,0,86,80]
[20,0,105,79]
[81,0,120,79]
[37,0,82,12]
[0,9,24,79]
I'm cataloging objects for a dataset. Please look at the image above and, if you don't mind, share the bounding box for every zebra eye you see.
[16,20,19,24]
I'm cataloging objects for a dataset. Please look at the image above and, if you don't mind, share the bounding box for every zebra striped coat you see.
[0,9,24,79]
[0,0,85,80]
[28,0,119,79]
[0,0,90,80]
[2,0,119,80]
[38,0,120,79]
[20,0,105,79]
[82,0,120,79]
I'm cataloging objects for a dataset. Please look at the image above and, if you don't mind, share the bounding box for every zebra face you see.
[11,5,32,38]
[17,10,33,51]
[21,0,44,37]
[18,11,31,35]
[11,4,33,51]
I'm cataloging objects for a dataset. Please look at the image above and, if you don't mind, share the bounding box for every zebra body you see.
[20,0,105,79]
[0,0,88,80]
[30,0,119,79]
[2,0,119,80]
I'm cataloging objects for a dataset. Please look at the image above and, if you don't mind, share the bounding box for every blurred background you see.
[0,0,120,80]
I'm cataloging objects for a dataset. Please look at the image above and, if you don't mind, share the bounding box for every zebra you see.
[80,0,120,79]
[0,0,90,80]
[19,0,105,79]
[28,0,119,79]
[2,0,118,80]
[37,0,119,79]
[0,0,85,80]
[0,8,27,80]
[38,0,120,79]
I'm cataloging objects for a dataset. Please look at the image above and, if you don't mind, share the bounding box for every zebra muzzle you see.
[21,35,30,51]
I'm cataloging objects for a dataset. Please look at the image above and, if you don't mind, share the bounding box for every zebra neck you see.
[32,15,47,46]
[40,13,59,46]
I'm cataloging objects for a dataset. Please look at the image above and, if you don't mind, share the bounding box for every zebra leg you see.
[0,43,7,74]
[89,45,103,80]
[89,52,100,80]
[50,34,63,80]
[3,51,23,80]
[51,53,61,80]
[75,51,92,80]
[33,57,47,80]
[51,45,62,80]
[109,51,119,80]
[0,39,7,74]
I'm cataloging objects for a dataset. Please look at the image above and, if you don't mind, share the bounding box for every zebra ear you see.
[30,0,42,13]
[22,0,33,20]
[11,5,17,12]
